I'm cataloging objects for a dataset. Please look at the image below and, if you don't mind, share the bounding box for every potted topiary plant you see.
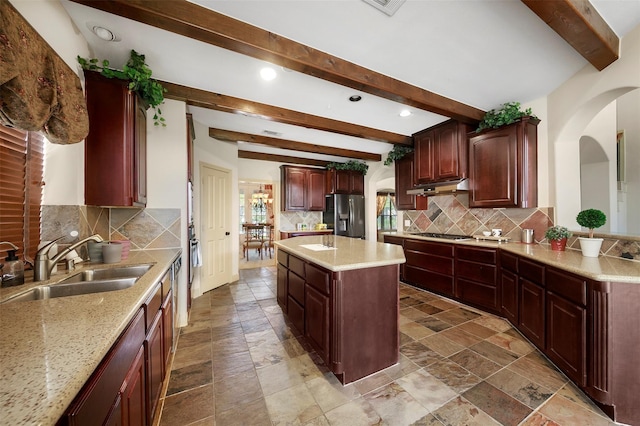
[576,208,607,257]
[544,225,572,251]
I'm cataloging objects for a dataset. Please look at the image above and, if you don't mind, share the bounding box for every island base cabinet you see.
[305,285,330,365]
[333,266,399,384]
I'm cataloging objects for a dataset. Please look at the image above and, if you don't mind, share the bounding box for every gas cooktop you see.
[413,232,473,241]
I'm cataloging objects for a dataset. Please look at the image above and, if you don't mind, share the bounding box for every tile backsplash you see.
[402,194,639,261]
[42,206,181,258]
[279,211,324,231]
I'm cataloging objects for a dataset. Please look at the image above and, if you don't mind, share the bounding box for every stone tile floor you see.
[157,266,618,425]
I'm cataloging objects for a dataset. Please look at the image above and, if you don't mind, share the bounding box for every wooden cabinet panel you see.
[403,239,455,296]
[519,258,545,284]
[105,394,123,426]
[84,71,146,207]
[546,292,587,386]
[289,255,305,278]
[404,265,454,297]
[277,263,288,313]
[414,120,470,185]
[500,268,518,324]
[145,313,164,425]
[308,169,327,209]
[455,246,499,313]
[519,279,545,349]
[469,117,539,208]
[501,251,519,274]
[281,166,326,211]
[288,271,305,306]
[288,296,305,334]
[546,267,587,306]
[457,277,499,313]
[394,152,428,210]
[456,259,496,285]
[162,289,173,368]
[414,129,435,183]
[306,263,330,295]
[405,250,454,276]
[144,283,162,331]
[305,285,330,365]
[277,249,288,267]
[121,345,146,426]
[64,309,145,426]
[326,169,364,195]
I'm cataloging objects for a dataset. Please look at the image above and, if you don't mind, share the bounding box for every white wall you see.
[548,24,640,232]
[192,121,240,295]
[618,90,640,234]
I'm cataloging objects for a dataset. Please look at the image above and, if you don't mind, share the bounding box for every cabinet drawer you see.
[520,258,545,285]
[456,259,496,285]
[405,250,453,276]
[289,255,305,278]
[457,277,499,313]
[288,296,305,334]
[405,239,454,257]
[160,270,171,302]
[144,283,162,331]
[501,251,518,273]
[404,266,454,297]
[277,249,288,267]
[306,263,331,295]
[546,267,587,306]
[288,271,305,306]
[456,246,497,264]
[384,236,404,247]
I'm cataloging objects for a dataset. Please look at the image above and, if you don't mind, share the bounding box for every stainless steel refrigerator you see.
[324,194,365,238]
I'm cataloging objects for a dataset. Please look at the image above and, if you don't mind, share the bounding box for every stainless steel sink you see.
[58,264,153,284]
[1,264,153,304]
[3,278,139,303]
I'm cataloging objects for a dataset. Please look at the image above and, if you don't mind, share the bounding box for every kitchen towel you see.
[191,239,202,267]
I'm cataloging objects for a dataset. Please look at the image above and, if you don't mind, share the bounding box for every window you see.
[0,124,45,262]
[376,193,397,231]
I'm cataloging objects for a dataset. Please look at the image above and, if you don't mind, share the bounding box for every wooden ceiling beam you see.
[209,128,382,162]
[238,151,330,167]
[521,0,619,71]
[162,81,410,145]
[69,0,485,124]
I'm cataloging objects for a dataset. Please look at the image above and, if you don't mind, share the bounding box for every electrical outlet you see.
[404,220,410,227]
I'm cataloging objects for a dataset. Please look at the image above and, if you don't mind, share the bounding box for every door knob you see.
[225,232,230,236]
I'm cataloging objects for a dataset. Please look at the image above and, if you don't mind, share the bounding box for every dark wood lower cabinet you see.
[546,292,586,386]
[518,279,545,349]
[500,268,518,324]
[455,246,499,314]
[402,239,454,297]
[276,251,398,384]
[121,346,146,426]
[145,313,164,425]
[61,268,175,426]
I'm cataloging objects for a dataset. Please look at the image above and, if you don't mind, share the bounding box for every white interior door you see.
[201,164,232,293]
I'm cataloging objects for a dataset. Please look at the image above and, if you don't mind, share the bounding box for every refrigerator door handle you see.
[348,198,354,229]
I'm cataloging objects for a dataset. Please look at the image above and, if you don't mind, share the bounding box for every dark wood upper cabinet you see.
[281,166,326,211]
[468,117,539,208]
[325,169,364,195]
[395,152,428,211]
[84,71,147,207]
[413,120,471,185]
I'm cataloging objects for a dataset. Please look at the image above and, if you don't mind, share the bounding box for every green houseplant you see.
[384,145,413,166]
[544,225,572,251]
[326,160,369,175]
[576,208,607,257]
[78,50,166,126]
[476,101,537,132]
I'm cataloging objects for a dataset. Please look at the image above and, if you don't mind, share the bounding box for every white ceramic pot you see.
[578,237,603,258]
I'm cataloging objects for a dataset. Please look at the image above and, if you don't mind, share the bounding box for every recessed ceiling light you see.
[399,109,412,117]
[349,95,362,102]
[86,22,120,42]
[260,67,277,81]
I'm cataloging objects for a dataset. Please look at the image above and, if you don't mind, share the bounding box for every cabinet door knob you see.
[225,232,230,236]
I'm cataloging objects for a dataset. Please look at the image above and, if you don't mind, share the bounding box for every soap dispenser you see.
[2,249,24,287]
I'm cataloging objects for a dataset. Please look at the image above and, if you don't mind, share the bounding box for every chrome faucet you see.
[34,234,103,281]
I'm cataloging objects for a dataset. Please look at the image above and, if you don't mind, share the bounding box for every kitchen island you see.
[274,236,405,384]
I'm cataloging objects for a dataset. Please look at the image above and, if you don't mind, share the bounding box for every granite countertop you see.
[0,248,181,426]
[275,235,405,272]
[384,231,640,284]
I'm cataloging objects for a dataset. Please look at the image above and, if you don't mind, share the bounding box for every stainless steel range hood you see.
[406,178,469,196]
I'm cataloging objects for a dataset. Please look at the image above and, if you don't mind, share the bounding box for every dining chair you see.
[242,224,264,260]
[262,225,274,259]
